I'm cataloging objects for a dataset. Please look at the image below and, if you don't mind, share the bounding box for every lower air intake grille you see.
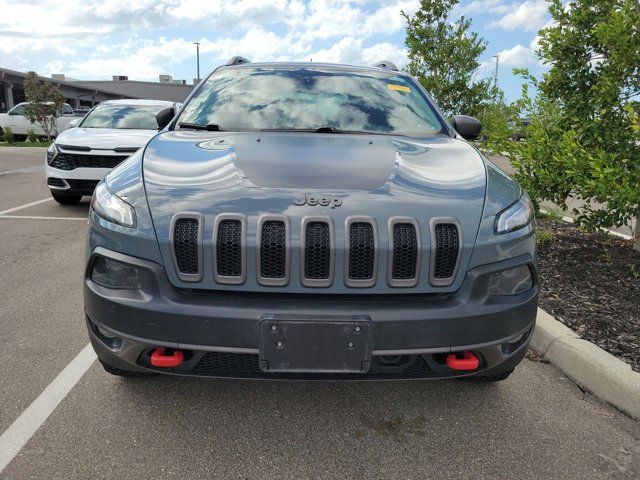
[433,223,459,280]
[304,222,331,280]
[193,352,262,377]
[173,218,200,276]
[348,222,375,280]
[260,221,287,279]
[391,223,418,280]
[216,219,242,277]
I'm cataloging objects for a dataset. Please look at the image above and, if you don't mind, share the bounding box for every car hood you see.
[142,131,487,293]
[55,127,158,150]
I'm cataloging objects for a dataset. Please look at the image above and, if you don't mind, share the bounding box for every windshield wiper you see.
[178,122,222,131]
[259,127,389,135]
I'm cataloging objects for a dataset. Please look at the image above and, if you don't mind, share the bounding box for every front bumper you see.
[84,247,538,379]
[45,164,111,195]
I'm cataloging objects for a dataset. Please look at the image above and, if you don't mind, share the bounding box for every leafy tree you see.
[476,93,519,153]
[402,0,495,117]
[23,71,66,141]
[508,0,640,250]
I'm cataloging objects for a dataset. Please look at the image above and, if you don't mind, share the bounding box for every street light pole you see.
[194,42,201,83]
[492,54,500,89]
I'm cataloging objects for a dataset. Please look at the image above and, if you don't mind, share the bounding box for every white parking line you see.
[0,215,87,221]
[0,198,53,216]
[0,343,96,474]
[0,166,42,175]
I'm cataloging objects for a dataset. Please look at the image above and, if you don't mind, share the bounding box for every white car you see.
[45,99,179,204]
[0,102,77,137]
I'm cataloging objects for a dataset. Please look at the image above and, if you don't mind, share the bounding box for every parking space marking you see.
[0,215,87,221]
[0,198,53,216]
[0,166,42,175]
[0,343,96,474]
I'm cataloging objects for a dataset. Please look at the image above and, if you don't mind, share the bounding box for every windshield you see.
[80,104,165,130]
[177,67,446,136]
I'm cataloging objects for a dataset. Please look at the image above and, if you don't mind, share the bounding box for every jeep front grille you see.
[431,222,460,285]
[258,218,288,285]
[169,213,463,289]
[302,220,333,287]
[172,215,202,282]
[345,217,377,287]
[216,220,242,276]
[388,219,420,287]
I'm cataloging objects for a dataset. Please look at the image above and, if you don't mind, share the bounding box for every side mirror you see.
[156,107,175,131]
[69,119,81,128]
[451,115,482,141]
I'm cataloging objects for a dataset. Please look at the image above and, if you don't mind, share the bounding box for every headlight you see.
[495,192,534,234]
[91,256,141,289]
[488,265,533,295]
[46,143,59,164]
[91,181,136,228]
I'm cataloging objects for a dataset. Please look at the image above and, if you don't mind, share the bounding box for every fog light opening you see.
[488,264,533,296]
[90,256,141,290]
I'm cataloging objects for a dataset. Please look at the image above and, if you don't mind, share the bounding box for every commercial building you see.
[0,68,194,112]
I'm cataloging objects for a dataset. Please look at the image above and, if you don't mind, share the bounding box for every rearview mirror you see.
[156,107,175,131]
[451,115,482,141]
[69,119,81,128]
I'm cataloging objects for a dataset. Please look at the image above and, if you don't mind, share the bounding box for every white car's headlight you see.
[495,192,534,234]
[46,143,59,164]
[91,181,136,228]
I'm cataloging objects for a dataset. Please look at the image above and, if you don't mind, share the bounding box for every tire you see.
[51,191,82,205]
[99,360,154,378]
[457,368,514,383]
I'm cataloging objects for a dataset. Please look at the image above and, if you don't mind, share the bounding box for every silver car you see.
[84,59,537,381]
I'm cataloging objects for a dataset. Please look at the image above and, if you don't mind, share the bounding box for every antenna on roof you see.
[226,56,251,66]
[372,60,399,71]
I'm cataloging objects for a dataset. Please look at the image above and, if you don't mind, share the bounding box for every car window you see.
[177,67,446,136]
[80,104,163,129]
[62,104,74,115]
[9,104,26,115]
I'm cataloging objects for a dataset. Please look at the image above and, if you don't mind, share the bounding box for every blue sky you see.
[0,0,550,103]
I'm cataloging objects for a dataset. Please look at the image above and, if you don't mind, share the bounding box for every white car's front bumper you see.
[45,163,112,196]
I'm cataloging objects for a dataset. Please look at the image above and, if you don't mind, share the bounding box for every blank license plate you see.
[260,317,372,373]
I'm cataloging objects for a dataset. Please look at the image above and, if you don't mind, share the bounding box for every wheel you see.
[99,359,154,378]
[457,368,514,383]
[51,190,82,205]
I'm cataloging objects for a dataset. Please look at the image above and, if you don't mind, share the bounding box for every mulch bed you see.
[536,218,640,371]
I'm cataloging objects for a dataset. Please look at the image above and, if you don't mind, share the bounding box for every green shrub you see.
[2,127,14,143]
[536,228,554,245]
[26,129,38,143]
[503,0,640,249]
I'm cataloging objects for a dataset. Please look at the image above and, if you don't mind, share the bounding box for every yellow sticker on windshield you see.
[387,84,410,93]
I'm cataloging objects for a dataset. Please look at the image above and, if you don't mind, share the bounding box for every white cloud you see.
[495,44,538,67]
[362,42,408,68]
[489,0,549,32]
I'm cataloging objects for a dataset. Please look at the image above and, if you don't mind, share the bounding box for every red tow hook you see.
[446,351,479,371]
[150,347,184,368]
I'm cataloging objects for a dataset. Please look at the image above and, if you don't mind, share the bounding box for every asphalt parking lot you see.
[0,147,639,479]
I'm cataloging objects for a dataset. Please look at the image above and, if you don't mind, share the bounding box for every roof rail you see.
[372,60,399,71]
[226,56,251,66]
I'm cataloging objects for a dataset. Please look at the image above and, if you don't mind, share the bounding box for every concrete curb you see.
[530,308,640,420]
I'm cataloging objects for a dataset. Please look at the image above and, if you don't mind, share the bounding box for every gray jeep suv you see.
[84,58,537,381]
